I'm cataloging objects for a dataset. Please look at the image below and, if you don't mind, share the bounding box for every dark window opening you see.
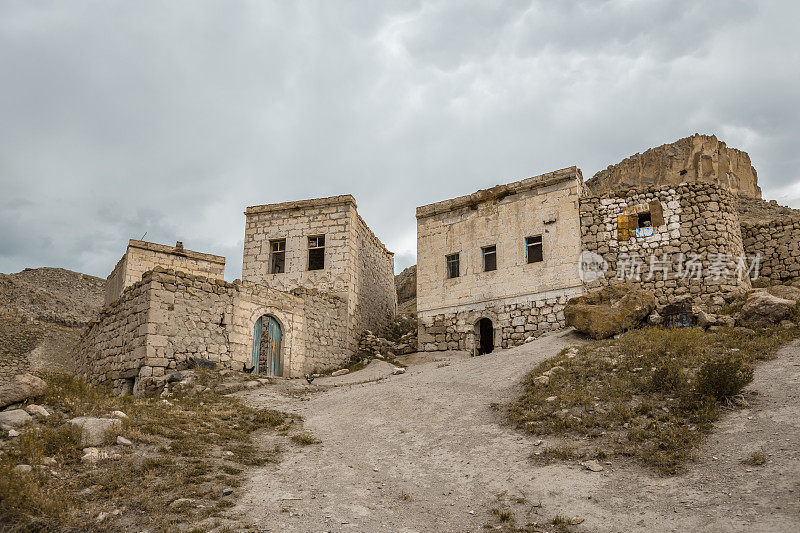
[638,211,652,228]
[526,235,543,263]
[679,169,688,176]
[308,235,325,270]
[477,318,494,355]
[446,253,460,279]
[270,239,286,274]
[482,245,497,272]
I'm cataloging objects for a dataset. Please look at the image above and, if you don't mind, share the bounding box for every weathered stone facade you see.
[242,195,396,352]
[105,240,225,305]
[580,183,751,308]
[416,167,585,353]
[742,217,800,283]
[80,268,349,393]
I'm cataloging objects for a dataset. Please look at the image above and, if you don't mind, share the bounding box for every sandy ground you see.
[235,330,800,532]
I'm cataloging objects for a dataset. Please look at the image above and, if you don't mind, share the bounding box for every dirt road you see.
[235,331,800,532]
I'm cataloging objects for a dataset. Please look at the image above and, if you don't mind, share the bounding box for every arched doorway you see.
[476,317,494,355]
[252,315,282,376]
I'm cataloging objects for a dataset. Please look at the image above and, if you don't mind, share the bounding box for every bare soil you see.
[234,330,800,532]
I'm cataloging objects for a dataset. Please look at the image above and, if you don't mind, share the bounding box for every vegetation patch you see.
[507,325,797,475]
[0,373,299,531]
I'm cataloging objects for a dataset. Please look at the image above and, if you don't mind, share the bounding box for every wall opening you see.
[252,315,282,376]
[476,318,494,355]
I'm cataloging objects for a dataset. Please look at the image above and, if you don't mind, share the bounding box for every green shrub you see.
[697,354,754,401]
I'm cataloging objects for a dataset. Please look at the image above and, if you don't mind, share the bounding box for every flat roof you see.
[128,239,226,265]
[245,195,357,215]
[416,166,582,219]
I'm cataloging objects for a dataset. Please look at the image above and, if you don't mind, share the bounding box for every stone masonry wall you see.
[292,287,350,373]
[580,183,751,308]
[351,212,397,349]
[741,217,800,283]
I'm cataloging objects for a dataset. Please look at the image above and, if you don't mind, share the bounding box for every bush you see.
[697,354,754,401]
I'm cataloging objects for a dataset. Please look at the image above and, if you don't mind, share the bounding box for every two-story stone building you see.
[416,167,585,354]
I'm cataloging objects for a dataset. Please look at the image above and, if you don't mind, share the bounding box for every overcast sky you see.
[2,0,799,280]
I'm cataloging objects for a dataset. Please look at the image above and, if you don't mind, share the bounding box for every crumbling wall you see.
[79,279,151,390]
[580,183,751,308]
[741,218,800,283]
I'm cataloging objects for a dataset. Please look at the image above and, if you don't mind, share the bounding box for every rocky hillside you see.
[395,265,417,315]
[587,134,762,198]
[0,267,106,327]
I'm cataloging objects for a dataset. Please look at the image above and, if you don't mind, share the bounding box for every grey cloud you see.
[1,1,799,279]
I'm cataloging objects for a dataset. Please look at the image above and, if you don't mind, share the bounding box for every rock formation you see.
[587,134,761,199]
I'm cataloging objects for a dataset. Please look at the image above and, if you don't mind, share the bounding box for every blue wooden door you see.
[252,315,282,376]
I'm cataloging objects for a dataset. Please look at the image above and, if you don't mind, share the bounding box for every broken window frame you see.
[307,235,325,271]
[269,239,286,274]
[482,245,497,272]
[618,201,665,242]
[445,253,460,279]
[526,235,543,263]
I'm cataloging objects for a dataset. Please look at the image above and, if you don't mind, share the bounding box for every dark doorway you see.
[477,318,494,355]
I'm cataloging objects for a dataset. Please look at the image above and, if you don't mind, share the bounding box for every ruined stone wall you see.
[416,167,584,352]
[82,268,350,394]
[105,240,225,304]
[741,218,800,283]
[580,183,750,308]
[351,212,397,347]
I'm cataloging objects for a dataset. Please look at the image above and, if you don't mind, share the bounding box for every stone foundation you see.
[418,287,582,353]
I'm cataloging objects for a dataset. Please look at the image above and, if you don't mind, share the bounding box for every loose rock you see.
[68,417,123,447]
[0,409,33,427]
[0,373,47,408]
[581,460,604,472]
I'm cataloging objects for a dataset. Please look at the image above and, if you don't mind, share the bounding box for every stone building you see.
[416,167,585,354]
[242,195,397,352]
[416,168,752,354]
[81,196,396,394]
[104,239,225,305]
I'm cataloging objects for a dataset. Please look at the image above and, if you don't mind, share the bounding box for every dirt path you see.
[235,332,800,532]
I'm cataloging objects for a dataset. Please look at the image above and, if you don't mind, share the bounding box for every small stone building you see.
[81,196,396,394]
[416,167,585,354]
[105,239,225,305]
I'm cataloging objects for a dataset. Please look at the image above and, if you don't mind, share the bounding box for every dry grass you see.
[0,373,296,531]
[507,325,797,475]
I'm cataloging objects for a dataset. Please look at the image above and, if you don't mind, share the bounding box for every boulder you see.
[68,417,123,446]
[737,293,797,328]
[696,310,717,329]
[565,285,656,339]
[0,373,47,408]
[331,369,350,377]
[0,409,33,427]
[25,404,50,417]
[765,285,800,302]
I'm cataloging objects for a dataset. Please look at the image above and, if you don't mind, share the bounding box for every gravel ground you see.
[235,331,800,532]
